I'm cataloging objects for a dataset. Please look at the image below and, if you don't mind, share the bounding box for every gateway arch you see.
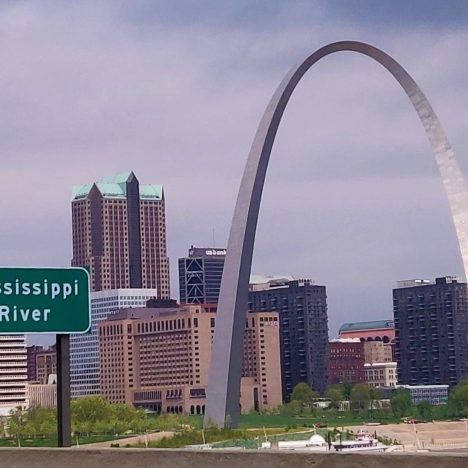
[204,41,468,428]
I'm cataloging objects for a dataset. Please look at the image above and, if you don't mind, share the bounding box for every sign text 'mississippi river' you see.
[0,267,90,333]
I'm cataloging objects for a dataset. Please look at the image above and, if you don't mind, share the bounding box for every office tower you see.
[0,335,28,415]
[178,247,226,304]
[328,338,365,385]
[26,345,56,384]
[393,276,468,386]
[248,276,328,398]
[70,288,157,398]
[99,304,282,414]
[71,172,170,297]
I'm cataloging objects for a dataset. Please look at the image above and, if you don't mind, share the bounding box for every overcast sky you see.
[1,1,468,344]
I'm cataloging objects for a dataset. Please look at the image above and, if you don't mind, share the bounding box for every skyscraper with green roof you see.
[71,171,170,297]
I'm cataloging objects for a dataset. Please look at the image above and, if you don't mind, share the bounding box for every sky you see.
[0,0,467,344]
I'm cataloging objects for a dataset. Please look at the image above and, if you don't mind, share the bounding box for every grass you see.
[0,434,129,448]
[187,412,402,430]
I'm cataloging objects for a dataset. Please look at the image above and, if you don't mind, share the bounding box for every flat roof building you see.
[178,247,226,304]
[328,338,365,385]
[99,304,282,415]
[70,288,157,398]
[393,276,468,386]
[248,277,328,398]
[0,335,28,416]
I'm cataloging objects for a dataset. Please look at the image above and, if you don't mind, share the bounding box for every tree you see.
[325,386,343,410]
[8,407,27,447]
[291,383,318,409]
[279,400,301,417]
[450,379,468,416]
[72,396,113,427]
[341,381,353,401]
[350,384,370,412]
[391,388,412,418]
[416,400,433,420]
[368,387,383,412]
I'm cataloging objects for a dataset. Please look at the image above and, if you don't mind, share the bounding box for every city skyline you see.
[1,1,468,344]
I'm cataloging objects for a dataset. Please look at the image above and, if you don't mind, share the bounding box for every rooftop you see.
[339,319,394,333]
[72,171,163,201]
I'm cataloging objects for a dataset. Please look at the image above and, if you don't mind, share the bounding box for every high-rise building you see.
[71,172,170,297]
[0,335,28,416]
[99,304,282,415]
[328,338,365,385]
[393,276,468,386]
[26,345,56,384]
[178,247,226,304]
[248,276,329,398]
[70,288,157,398]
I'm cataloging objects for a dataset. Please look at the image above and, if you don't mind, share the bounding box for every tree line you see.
[4,396,190,446]
[276,378,468,420]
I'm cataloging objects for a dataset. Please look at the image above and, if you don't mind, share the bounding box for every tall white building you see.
[0,335,28,416]
[70,288,157,397]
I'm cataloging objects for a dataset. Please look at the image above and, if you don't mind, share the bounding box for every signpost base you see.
[56,334,71,447]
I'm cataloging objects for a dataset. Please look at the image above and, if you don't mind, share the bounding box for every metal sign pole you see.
[56,333,71,447]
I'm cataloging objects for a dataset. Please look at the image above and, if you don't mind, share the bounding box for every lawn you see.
[0,434,129,448]
[188,412,401,429]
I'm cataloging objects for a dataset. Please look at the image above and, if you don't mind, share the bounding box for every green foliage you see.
[325,386,343,409]
[341,381,353,400]
[416,400,433,420]
[449,379,468,416]
[390,388,412,418]
[350,384,370,412]
[291,383,318,406]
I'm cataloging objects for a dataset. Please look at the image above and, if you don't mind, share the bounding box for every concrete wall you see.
[0,449,466,468]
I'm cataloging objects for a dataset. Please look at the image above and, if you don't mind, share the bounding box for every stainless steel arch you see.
[204,41,468,428]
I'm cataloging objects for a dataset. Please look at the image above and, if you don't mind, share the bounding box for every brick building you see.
[328,338,365,385]
[26,345,56,384]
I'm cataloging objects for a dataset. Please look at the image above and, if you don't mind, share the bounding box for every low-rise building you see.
[29,375,57,408]
[397,384,449,405]
[328,338,365,385]
[364,362,397,388]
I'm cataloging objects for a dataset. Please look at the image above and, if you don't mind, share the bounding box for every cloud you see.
[0,1,466,344]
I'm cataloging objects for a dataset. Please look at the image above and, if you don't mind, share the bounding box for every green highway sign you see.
[0,267,90,333]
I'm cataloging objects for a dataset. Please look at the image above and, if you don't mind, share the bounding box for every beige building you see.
[29,382,56,408]
[71,172,170,297]
[99,304,282,415]
[364,362,397,388]
[363,341,393,364]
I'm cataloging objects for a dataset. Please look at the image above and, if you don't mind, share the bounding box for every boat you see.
[332,430,388,452]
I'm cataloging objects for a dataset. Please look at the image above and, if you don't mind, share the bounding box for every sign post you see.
[57,334,71,447]
[0,267,90,447]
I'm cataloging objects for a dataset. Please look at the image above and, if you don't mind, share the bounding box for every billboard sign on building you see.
[0,267,90,333]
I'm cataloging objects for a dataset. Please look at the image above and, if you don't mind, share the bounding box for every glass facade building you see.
[70,288,157,397]
[178,247,226,304]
